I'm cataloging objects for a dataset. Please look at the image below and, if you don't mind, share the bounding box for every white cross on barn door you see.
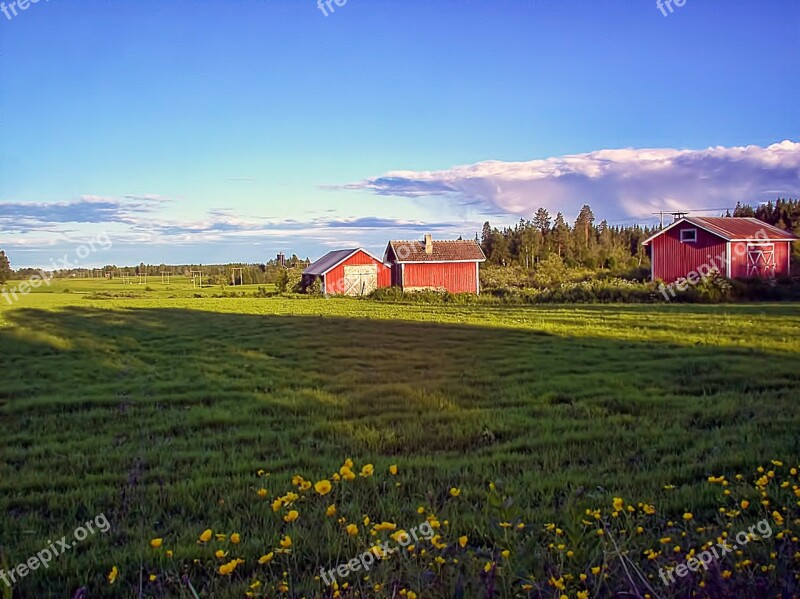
[746,244,776,277]
[343,264,378,296]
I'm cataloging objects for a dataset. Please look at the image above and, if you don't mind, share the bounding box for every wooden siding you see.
[650,225,728,283]
[324,250,391,294]
[401,262,478,294]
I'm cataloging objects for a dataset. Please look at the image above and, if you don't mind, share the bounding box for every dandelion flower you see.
[389,465,398,475]
[199,529,213,543]
[326,504,337,517]
[284,510,299,523]
[107,566,119,584]
[258,552,274,564]
[346,524,358,537]
[150,538,163,549]
[449,487,461,497]
[230,533,241,544]
[458,535,468,548]
[279,535,292,548]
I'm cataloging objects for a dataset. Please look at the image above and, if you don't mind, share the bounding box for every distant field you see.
[1,282,799,597]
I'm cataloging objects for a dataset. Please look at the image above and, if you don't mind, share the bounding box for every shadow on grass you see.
[0,305,799,596]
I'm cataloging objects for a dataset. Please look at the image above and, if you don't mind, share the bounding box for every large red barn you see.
[642,217,798,282]
[302,248,391,295]
[383,235,486,294]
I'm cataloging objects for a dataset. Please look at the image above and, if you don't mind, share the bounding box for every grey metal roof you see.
[303,249,359,276]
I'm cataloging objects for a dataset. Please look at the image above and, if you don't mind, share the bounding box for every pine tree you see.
[0,250,11,284]
[552,213,571,260]
[532,207,551,235]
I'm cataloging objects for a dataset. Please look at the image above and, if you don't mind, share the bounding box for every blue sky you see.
[1,0,799,267]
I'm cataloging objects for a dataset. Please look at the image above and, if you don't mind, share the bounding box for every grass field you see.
[1,278,799,598]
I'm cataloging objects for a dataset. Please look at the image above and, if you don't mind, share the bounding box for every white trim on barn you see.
[725,242,732,278]
[642,219,723,245]
[642,217,798,245]
[308,248,387,277]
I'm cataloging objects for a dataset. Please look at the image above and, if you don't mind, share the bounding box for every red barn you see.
[383,234,486,294]
[642,217,798,282]
[302,248,391,295]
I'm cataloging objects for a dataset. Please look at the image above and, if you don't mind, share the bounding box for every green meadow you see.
[1,278,799,597]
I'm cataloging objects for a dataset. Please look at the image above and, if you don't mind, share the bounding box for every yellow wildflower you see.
[315,480,332,495]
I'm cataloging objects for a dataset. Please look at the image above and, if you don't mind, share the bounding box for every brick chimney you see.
[424,233,433,255]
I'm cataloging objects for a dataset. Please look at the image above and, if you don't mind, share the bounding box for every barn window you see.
[680,228,697,243]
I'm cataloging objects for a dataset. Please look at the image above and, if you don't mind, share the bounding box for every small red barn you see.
[642,217,798,282]
[303,248,391,295]
[383,234,486,294]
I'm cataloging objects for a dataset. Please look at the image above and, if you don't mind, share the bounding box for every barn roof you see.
[385,239,486,263]
[642,217,799,245]
[303,248,385,276]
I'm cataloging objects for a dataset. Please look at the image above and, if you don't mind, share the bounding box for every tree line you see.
[480,199,800,271]
[480,204,654,272]
[5,255,311,286]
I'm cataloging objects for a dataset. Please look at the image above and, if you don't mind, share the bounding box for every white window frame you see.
[680,228,697,243]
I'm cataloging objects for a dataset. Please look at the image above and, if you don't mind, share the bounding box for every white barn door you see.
[343,264,378,296]
[746,244,776,277]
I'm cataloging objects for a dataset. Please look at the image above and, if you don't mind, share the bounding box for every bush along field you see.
[1,295,799,597]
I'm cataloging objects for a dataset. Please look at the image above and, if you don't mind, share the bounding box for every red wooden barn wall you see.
[729,241,791,278]
[650,226,728,283]
[401,262,478,293]
[324,250,391,294]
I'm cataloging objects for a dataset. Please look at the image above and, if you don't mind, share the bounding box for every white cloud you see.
[340,140,800,222]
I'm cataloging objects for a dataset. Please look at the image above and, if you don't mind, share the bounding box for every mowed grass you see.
[1,285,799,597]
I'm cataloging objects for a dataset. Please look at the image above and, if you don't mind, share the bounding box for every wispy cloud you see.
[0,195,163,233]
[338,140,800,221]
